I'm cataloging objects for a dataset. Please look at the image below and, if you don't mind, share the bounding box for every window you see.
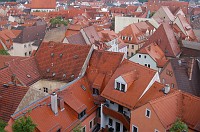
[118,105,123,113]
[116,122,120,132]
[110,100,114,104]
[139,55,141,58]
[162,78,165,84]
[93,88,99,95]
[78,110,86,119]
[90,120,93,129]
[109,118,113,126]
[171,83,174,88]
[148,64,150,68]
[24,45,26,48]
[145,64,147,67]
[121,84,125,92]
[24,52,27,56]
[43,87,48,93]
[155,129,159,132]
[57,129,61,132]
[29,51,31,55]
[81,126,86,132]
[132,45,134,49]
[116,82,120,90]
[127,45,129,48]
[132,125,138,132]
[145,109,151,118]
[144,55,146,59]
[131,52,134,56]
[128,37,131,41]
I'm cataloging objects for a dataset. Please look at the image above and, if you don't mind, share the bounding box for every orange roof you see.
[139,42,168,67]
[148,91,200,131]
[8,77,96,131]
[30,0,56,9]
[101,60,157,109]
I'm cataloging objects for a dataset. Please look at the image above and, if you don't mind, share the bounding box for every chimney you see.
[11,74,16,85]
[51,92,58,115]
[57,97,65,111]
[163,84,170,94]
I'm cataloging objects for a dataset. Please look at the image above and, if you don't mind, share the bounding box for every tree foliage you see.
[50,16,69,27]
[0,119,7,132]
[12,116,36,132]
[73,123,83,132]
[0,50,9,55]
[170,119,188,132]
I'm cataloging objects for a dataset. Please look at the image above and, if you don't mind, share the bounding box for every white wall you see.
[129,53,158,71]
[119,46,127,59]
[13,42,34,56]
[115,16,159,33]
[31,9,55,12]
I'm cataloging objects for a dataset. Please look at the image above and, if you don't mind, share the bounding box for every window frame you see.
[145,108,151,118]
[132,125,138,132]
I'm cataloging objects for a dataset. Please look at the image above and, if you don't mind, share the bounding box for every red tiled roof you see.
[0,55,25,69]
[35,42,91,82]
[149,91,200,131]
[144,23,181,57]
[139,42,168,67]
[86,50,124,93]
[7,77,97,131]
[0,82,28,122]
[30,0,56,9]
[101,60,157,109]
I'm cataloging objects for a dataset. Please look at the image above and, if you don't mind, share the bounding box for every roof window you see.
[59,53,63,58]
[81,85,86,91]
[52,73,56,77]
[51,53,54,57]
[27,74,31,78]
[47,68,50,73]
[73,55,79,59]
[63,74,66,78]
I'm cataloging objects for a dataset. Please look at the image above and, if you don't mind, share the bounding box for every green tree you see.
[12,116,36,132]
[73,123,82,132]
[0,119,7,132]
[170,119,188,132]
[0,50,9,55]
[50,16,69,27]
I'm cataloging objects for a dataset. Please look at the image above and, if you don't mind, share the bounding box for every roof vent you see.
[81,85,86,91]
[59,53,63,58]
[27,74,31,78]
[73,55,79,59]
[47,68,50,73]
[52,73,56,77]
[51,53,54,57]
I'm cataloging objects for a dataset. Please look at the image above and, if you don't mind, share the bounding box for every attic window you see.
[71,74,75,78]
[52,73,56,77]
[47,69,50,73]
[51,53,54,57]
[81,85,86,91]
[27,74,31,78]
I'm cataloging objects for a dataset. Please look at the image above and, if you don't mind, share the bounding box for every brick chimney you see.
[11,74,16,85]
[51,92,58,115]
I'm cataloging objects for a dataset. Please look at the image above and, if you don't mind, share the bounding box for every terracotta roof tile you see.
[101,60,157,109]
[35,42,91,82]
[30,0,56,9]
[0,83,28,122]
[144,23,181,57]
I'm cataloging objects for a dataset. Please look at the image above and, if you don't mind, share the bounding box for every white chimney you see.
[164,84,170,94]
[51,92,58,115]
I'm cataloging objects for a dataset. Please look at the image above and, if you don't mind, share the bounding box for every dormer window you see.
[115,77,127,92]
[78,110,86,119]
